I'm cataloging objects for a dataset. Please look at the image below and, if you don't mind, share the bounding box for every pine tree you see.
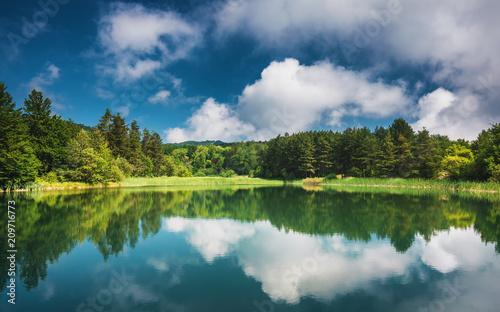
[314,132,333,176]
[297,134,315,178]
[127,120,143,175]
[376,133,396,177]
[413,129,442,179]
[395,135,412,177]
[108,112,129,158]
[0,83,40,189]
[97,108,113,140]
[23,89,55,173]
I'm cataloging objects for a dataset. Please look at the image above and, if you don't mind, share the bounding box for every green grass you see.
[122,176,285,187]
[321,177,500,192]
[11,176,500,193]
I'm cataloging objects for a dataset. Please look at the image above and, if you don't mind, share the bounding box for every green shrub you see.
[194,171,206,177]
[221,169,236,178]
[325,173,339,180]
[116,157,133,178]
[42,171,59,183]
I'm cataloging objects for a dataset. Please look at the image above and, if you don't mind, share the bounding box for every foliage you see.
[0,83,40,190]
[65,130,123,184]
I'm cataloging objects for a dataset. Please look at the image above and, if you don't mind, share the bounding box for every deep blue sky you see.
[1,0,499,142]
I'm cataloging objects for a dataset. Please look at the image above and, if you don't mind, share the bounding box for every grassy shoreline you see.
[121,176,284,187]
[318,177,500,193]
[1,176,285,192]
[3,176,500,193]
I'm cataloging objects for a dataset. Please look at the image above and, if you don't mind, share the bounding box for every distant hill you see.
[167,140,228,147]
[75,122,93,132]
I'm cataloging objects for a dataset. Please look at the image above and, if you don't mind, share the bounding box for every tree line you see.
[1,81,500,189]
[262,118,500,181]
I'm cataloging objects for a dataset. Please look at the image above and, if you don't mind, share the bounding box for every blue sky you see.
[1,0,499,142]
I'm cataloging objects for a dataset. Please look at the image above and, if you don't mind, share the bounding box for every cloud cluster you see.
[165,58,410,142]
[412,88,492,140]
[97,2,201,81]
[165,98,256,143]
[93,0,499,141]
[211,0,500,140]
[239,58,409,136]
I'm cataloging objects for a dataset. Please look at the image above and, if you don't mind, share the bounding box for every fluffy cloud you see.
[215,0,500,139]
[412,88,492,140]
[164,58,410,142]
[238,58,410,137]
[216,0,499,87]
[97,2,201,81]
[164,98,256,143]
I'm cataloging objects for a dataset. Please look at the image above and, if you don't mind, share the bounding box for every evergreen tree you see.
[389,118,414,143]
[0,83,40,189]
[376,133,396,177]
[142,129,165,176]
[297,134,315,178]
[127,120,143,175]
[314,132,333,176]
[108,112,129,158]
[413,129,442,179]
[97,108,113,140]
[395,135,412,177]
[23,89,56,173]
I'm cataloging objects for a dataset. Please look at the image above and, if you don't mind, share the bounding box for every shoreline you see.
[2,177,500,194]
[319,183,500,194]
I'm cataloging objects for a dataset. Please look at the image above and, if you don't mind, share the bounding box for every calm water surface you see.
[1,186,500,312]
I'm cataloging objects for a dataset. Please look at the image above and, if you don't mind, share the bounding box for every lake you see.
[1,186,500,312]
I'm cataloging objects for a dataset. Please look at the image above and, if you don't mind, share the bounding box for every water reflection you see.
[165,218,499,304]
[0,186,499,311]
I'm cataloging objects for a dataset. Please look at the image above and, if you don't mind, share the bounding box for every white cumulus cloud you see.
[238,58,410,137]
[164,98,256,143]
[412,88,492,140]
[164,58,411,142]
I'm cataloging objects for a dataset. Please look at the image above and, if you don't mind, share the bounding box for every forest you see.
[1,81,500,190]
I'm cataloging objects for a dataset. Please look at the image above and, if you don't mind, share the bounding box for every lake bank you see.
[317,177,500,193]
[1,176,285,192]
[3,176,500,193]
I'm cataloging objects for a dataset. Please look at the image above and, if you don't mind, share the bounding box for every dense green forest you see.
[1,81,500,190]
